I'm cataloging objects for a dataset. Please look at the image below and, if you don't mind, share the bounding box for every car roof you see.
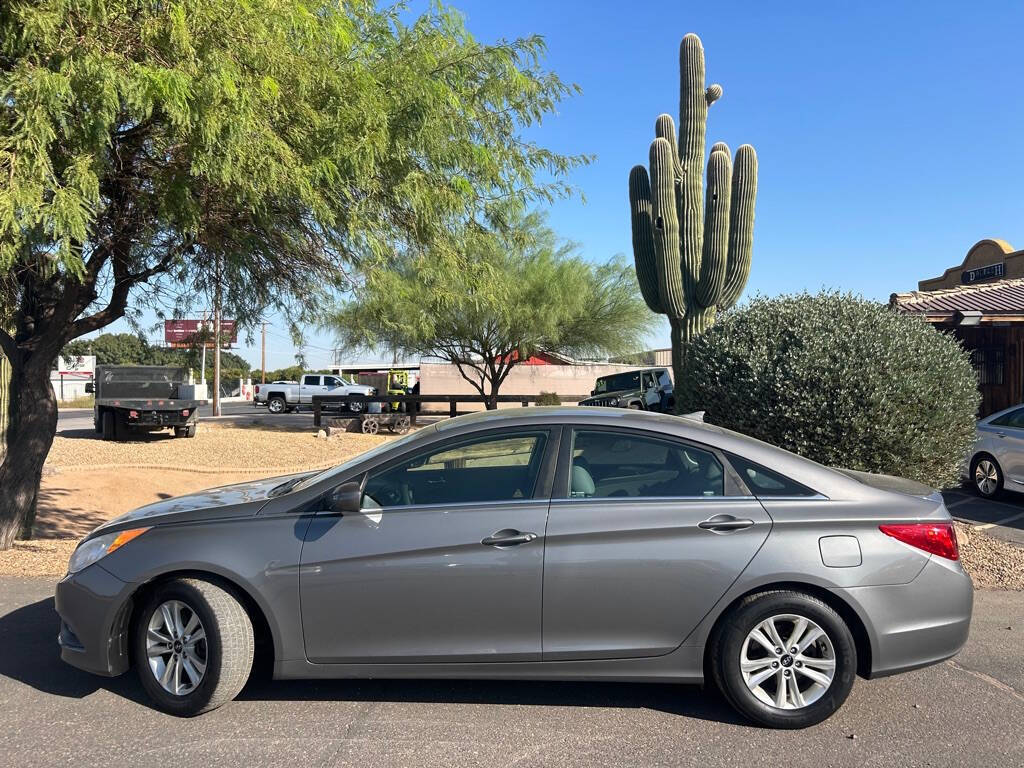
[432,406,865,499]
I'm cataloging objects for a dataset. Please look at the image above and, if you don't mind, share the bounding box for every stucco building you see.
[892,239,1024,416]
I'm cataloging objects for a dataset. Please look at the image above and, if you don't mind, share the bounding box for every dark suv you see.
[579,367,674,412]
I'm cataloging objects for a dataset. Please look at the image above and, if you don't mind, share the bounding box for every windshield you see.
[290,426,432,493]
[595,371,642,393]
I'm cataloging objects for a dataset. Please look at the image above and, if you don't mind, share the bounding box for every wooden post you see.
[313,398,321,427]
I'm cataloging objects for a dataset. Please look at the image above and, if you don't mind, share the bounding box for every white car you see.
[965,404,1024,498]
[253,374,375,414]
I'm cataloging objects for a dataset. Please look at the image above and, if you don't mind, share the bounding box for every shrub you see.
[677,292,980,487]
[536,391,562,406]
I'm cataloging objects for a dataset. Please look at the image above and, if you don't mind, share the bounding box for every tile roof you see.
[890,277,1024,316]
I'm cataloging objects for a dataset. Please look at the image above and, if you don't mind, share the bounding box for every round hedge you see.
[677,292,980,487]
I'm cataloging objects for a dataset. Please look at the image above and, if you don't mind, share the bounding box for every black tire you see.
[133,578,254,717]
[101,410,115,440]
[970,453,1003,498]
[710,590,856,729]
[267,396,286,415]
[113,412,128,441]
[184,424,197,438]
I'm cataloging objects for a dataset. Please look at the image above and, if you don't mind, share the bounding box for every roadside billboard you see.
[164,319,237,348]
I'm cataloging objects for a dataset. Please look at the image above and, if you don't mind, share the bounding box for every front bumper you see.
[55,564,135,677]
[836,555,974,678]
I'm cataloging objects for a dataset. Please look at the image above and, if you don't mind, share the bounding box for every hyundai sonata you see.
[56,407,972,728]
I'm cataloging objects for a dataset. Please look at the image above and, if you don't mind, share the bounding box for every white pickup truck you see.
[253,374,375,414]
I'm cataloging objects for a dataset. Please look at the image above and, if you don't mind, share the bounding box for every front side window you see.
[568,429,723,499]
[991,408,1024,428]
[323,376,342,387]
[363,431,548,508]
[643,372,657,390]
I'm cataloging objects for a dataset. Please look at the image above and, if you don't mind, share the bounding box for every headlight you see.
[67,527,150,574]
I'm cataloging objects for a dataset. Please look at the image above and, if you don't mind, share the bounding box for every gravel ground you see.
[45,423,390,471]
[954,521,1024,590]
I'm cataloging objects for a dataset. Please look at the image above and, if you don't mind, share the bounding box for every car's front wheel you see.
[133,578,254,716]
[710,590,856,729]
[971,454,1003,498]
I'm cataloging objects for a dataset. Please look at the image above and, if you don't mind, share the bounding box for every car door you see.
[299,374,321,404]
[642,371,660,409]
[299,426,558,663]
[984,407,1024,487]
[542,426,771,660]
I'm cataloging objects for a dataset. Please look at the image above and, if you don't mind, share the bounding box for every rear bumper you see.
[55,564,135,677]
[836,555,974,678]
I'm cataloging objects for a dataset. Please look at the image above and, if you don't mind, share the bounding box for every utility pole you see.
[261,322,267,384]
[212,259,222,417]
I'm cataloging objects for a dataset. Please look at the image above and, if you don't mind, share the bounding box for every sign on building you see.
[962,262,1005,284]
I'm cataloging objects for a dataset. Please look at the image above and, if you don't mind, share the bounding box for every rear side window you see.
[303,375,320,385]
[726,453,817,497]
[568,429,723,499]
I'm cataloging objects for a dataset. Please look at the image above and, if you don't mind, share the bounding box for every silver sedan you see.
[966,404,1024,498]
[56,407,972,728]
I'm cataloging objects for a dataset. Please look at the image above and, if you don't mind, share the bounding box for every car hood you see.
[92,471,316,535]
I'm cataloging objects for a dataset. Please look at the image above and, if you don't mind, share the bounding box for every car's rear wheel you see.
[971,454,1003,498]
[133,578,254,716]
[710,590,856,729]
[267,396,286,414]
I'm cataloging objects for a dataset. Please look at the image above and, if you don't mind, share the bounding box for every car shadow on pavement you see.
[0,597,149,706]
[943,488,1024,532]
[1,596,745,724]
[236,675,747,725]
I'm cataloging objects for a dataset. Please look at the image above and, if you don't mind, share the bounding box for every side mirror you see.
[324,476,366,515]
[84,382,95,394]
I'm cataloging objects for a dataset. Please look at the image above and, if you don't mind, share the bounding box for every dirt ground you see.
[0,424,392,577]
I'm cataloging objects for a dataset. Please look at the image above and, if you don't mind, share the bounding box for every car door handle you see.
[481,529,538,547]
[698,514,755,532]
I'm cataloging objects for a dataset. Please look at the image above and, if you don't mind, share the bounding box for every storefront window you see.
[971,347,1004,386]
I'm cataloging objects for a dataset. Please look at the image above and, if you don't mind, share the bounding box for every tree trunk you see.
[485,391,499,410]
[0,360,57,548]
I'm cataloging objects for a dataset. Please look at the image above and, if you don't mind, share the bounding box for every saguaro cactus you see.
[629,33,757,392]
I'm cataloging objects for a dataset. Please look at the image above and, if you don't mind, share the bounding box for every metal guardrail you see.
[311,393,584,427]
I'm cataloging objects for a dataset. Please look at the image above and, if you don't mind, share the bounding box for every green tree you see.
[0,0,585,547]
[331,211,652,409]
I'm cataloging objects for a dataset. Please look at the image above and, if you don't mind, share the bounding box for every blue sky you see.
[103,0,1024,369]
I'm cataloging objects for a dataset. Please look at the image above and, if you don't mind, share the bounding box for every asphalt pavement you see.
[1,578,1021,768]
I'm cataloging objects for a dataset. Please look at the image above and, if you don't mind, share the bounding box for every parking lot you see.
[945,488,1024,548]
[0,578,1021,768]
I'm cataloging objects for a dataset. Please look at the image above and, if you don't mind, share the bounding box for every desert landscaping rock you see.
[954,521,1024,591]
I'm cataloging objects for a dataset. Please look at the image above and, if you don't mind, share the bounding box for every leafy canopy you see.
[0,0,587,343]
[330,209,652,401]
[677,292,980,487]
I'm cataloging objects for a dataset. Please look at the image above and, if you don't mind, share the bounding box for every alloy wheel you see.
[739,613,836,710]
[975,459,999,496]
[147,599,208,696]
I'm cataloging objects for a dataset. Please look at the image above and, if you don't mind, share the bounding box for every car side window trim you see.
[553,425,749,500]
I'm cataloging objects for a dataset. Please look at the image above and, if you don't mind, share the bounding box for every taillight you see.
[255,385,260,394]
[879,523,959,560]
